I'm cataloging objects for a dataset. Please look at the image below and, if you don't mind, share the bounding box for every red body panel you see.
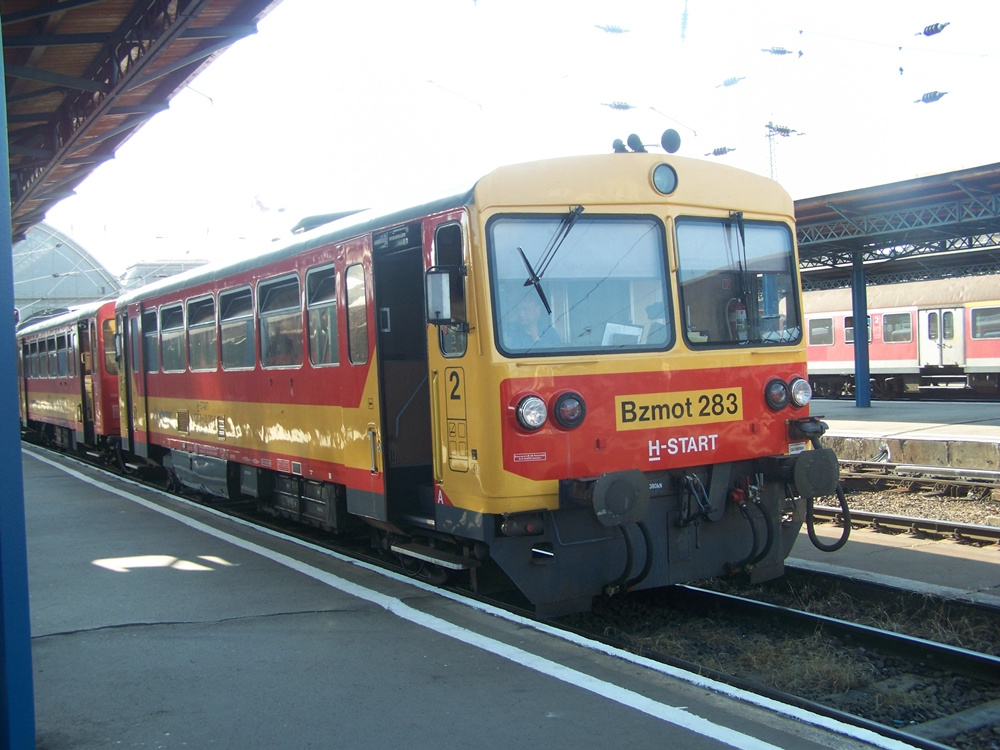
[500,363,809,480]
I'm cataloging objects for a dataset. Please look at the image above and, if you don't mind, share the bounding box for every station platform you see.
[789,525,1000,609]
[816,398,1000,471]
[801,398,1000,607]
[23,446,906,750]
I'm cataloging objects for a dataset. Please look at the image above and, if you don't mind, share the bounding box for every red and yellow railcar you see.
[115,142,840,614]
[18,301,120,451]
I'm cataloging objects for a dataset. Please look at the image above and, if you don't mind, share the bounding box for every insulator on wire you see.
[915,91,947,104]
[918,22,950,36]
[705,147,735,157]
[602,101,636,111]
[716,76,746,88]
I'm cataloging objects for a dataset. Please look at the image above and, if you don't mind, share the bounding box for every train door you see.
[423,217,471,501]
[919,308,966,367]
[341,238,389,521]
[371,223,434,523]
[117,303,149,456]
[78,319,96,444]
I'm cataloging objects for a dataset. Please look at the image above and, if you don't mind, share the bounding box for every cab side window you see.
[435,223,467,357]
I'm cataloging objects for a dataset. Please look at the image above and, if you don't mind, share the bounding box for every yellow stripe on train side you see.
[615,387,744,431]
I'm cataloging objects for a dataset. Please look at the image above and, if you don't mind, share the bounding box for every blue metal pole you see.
[851,249,871,407]
[0,47,38,750]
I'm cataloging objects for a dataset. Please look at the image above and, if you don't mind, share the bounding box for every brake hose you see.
[625,521,654,590]
[806,482,851,552]
[726,495,759,573]
[749,493,775,565]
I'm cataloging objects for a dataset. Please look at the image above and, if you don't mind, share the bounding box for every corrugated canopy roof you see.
[795,162,1000,288]
[2,0,281,243]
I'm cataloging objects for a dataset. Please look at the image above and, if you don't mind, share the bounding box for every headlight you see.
[764,378,790,411]
[652,163,678,195]
[516,395,548,431]
[789,377,812,408]
[553,392,586,429]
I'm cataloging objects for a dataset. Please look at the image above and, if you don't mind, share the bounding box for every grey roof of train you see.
[116,186,477,307]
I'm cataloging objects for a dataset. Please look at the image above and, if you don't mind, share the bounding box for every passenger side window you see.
[845,315,871,345]
[307,266,339,366]
[220,288,255,370]
[883,313,912,343]
[259,276,303,368]
[160,305,185,372]
[141,311,159,373]
[346,264,369,365]
[972,307,1000,339]
[187,297,218,371]
[808,318,834,346]
[102,320,118,375]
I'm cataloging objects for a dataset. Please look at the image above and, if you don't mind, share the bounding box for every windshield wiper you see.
[519,205,585,313]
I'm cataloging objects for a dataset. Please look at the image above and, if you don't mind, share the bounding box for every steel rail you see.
[813,504,1000,544]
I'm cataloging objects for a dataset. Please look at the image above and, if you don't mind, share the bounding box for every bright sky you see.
[44,0,1000,276]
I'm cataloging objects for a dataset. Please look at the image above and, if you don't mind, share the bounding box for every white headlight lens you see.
[789,377,812,408]
[516,396,548,430]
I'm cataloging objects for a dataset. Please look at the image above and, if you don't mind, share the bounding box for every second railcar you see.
[18,301,120,451]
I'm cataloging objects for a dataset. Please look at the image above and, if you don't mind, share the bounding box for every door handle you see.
[367,427,380,473]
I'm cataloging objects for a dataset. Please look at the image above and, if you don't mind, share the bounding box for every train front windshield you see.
[489,213,672,356]
[675,216,801,346]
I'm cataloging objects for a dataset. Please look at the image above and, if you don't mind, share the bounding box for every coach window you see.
[160,305,185,372]
[307,266,339,366]
[55,335,66,376]
[47,337,58,376]
[259,276,303,368]
[435,223,467,357]
[883,313,912,343]
[39,340,49,377]
[142,310,159,372]
[28,341,37,378]
[187,296,218,371]
[80,325,92,376]
[844,316,871,345]
[972,307,1000,338]
[129,317,140,374]
[102,320,118,375]
[942,310,955,341]
[220,287,255,370]
[808,318,833,346]
[345,264,368,365]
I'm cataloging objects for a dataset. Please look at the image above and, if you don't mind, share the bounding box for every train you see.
[18,135,845,616]
[804,276,1000,399]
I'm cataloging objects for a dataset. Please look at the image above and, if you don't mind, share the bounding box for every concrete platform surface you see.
[23,447,901,750]
[791,525,1000,608]
[815,399,1000,470]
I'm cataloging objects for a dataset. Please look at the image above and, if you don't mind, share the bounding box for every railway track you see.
[563,581,1000,750]
[839,459,1000,501]
[813,504,1000,546]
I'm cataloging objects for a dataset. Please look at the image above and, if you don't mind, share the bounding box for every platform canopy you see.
[795,162,1000,289]
[2,0,282,244]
